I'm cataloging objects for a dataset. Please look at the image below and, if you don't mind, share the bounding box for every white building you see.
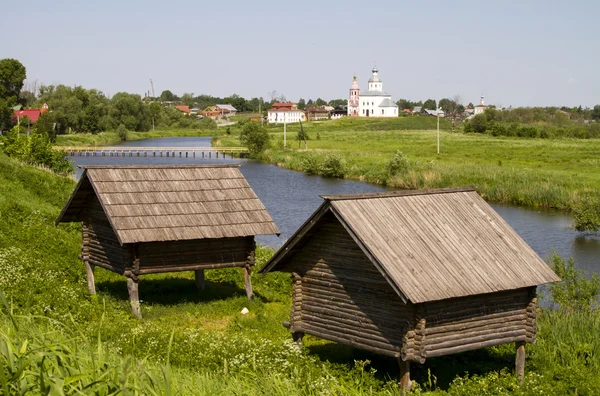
[348,67,398,118]
[474,94,487,115]
[267,102,306,124]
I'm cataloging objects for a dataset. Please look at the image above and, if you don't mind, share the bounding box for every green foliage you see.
[0,126,72,174]
[547,251,600,311]
[423,99,437,110]
[116,124,129,141]
[572,194,600,233]
[321,154,347,178]
[240,122,270,157]
[0,58,27,129]
[471,114,488,133]
[387,150,410,177]
[300,153,320,175]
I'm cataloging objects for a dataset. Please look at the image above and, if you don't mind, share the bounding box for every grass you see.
[215,117,600,210]
[54,128,217,147]
[0,151,599,394]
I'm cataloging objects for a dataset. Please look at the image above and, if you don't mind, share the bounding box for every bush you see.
[387,151,410,176]
[572,194,600,233]
[471,114,487,133]
[300,153,320,175]
[240,122,270,157]
[488,122,506,137]
[547,251,600,311]
[116,124,129,141]
[320,154,346,178]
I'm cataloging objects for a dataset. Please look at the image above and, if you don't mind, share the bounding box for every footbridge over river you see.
[55,146,249,159]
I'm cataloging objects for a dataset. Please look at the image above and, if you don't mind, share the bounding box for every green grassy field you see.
[1,152,599,394]
[216,117,600,210]
[54,128,216,147]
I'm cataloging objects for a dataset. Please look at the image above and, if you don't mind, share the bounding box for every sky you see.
[3,0,599,107]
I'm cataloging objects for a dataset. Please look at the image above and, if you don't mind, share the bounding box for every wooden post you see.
[516,341,526,385]
[84,261,96,294]
[127,278,141,319]
[243,266,253,300]
[195,269,205,290]
[292,331,304,347]
[399,359,411,393]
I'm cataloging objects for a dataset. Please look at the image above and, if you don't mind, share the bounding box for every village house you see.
[12,103,49,124]
[260,187,559,391]
[57,164,279,319]
[175,105,191,115]
[305,106,329,121]
[215,104,237,116]
[268,102,306,124]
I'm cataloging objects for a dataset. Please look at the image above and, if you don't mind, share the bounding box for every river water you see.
[70,136,600,276]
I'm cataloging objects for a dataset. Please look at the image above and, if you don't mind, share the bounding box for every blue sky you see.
[3,0,598,107]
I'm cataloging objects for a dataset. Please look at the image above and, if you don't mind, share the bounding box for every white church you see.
[347,67,398,117]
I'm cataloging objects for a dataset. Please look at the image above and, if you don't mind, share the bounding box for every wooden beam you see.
[321,186,477,201]
[399,359,411,393]
[195,269,205,290]
[515,341,526,385]
[243,266,253,300]
[84,261,96,294]
[127,278,142,319]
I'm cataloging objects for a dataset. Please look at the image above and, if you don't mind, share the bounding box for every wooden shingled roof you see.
[261,187,559,304]
[57,165,279,244]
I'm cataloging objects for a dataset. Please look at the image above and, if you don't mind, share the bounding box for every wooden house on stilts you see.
[260,187,559,391]
[57,165,279,318]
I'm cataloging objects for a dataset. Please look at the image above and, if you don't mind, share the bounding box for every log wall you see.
[282,213,409,358]
[420,287,537,359]
[137,237,254,274]
[83,195,130,274]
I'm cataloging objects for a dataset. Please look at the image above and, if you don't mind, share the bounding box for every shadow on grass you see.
[97,276,247,306]
[307,342,513,390]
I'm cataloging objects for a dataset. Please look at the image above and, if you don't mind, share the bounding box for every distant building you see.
[175,105,191,115]
[268,102,305,124]
[423,109,445,117]
[474,95,487,115]
[412,106,422,114]
[330,105,348,120]
[215,104,237,116]
[348,67,398,118]
[13,103,49,124]
[305,106,329,121]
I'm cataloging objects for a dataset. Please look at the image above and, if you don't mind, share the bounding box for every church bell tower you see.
[348,76,360,116]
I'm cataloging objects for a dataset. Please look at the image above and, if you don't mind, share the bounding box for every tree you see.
[117,124,129,141]
[297,98,306,110]
[0,58,26,103]
[471,114,488,133]
[467,102,474,108]
[592,105,600,121]
[180,93,195,107]
[0,58,27,129]
[148,102,161,131]
[315,98,327,106]
[34,112,57,142]
[328,98,347,108]
[423,99,437,110]
[160,90,176,102]
[240,122,270,157]
[397,99,414,111]
[439,97,462,129]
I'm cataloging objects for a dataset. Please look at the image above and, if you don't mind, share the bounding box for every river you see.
[70,136,600,276]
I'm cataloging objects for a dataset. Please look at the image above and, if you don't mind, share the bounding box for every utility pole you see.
[259,103,263,127]
[437,105,440,154]
[284,112,287,148]
[150,78,155,98]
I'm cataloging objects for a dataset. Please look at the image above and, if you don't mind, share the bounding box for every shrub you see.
[471,114,487,133]
[463,120,474,133]
[518,125,539,138]
[547,251,600,311]
[300,153,320,175]
[387,150,410,176]
[240,122,270,157]
[320,154,346,178]
[488,122,506,137]
[572,194,600,233]
[116,124,129,141]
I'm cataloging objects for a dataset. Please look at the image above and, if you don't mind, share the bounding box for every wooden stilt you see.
[194,269,205,290]
[127,278,142,319]
[292,331,305,347]
[243,266,253,300]
[516,341,526,385]
[84,261,96,294]
[399,359,411,393]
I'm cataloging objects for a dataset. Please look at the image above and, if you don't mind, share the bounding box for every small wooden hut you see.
[57,164,279,318]
[260,187,559,390]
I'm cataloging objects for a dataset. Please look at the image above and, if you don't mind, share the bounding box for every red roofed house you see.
[267,102,306,124]
[175,105,191,115]
[13,103,49,124]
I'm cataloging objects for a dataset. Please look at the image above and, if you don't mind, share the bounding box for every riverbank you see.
[54,128,216,147]
[215,118,600,211]
[1,151,599,394]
